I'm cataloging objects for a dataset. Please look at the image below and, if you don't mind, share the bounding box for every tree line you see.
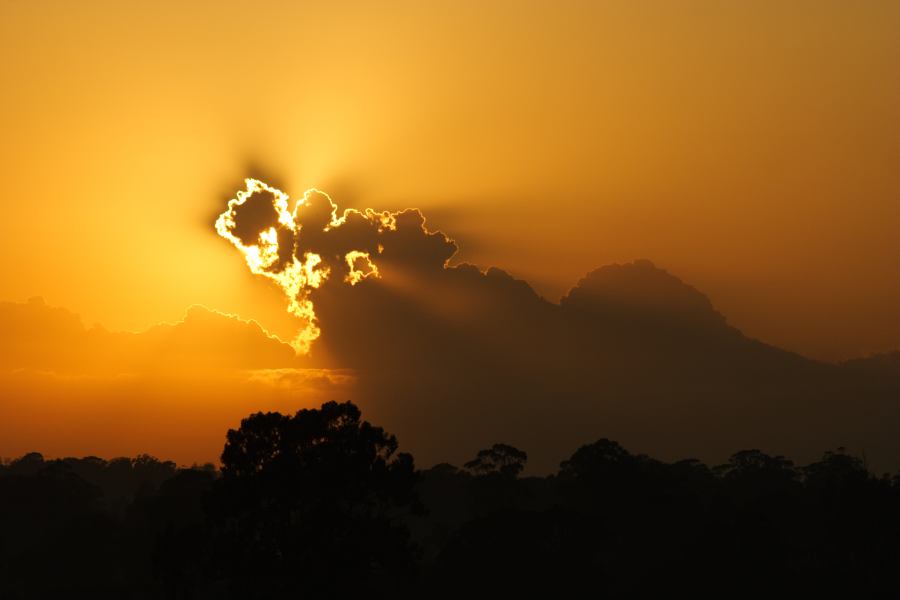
[2,400,900,598]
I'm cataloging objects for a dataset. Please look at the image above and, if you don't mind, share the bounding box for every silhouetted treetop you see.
[715,449,798,483]
[802,447,869,489]
[558,438,642,479]
[464,443,527,478]
[713,449,800,504]
[219,401,416,509]
[209,400,420,597]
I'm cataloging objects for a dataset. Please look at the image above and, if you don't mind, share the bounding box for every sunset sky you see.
[3,2,900,467]
[6,6,900,593]
[2,1,899,360]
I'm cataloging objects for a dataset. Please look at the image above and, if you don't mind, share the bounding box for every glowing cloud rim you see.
[215,179,327,353]
[216,178,458,355]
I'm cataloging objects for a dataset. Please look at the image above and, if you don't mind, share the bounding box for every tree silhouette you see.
[464,443,527,478]
[558,438,636,479]
[802,447,868,490]
[7,416,900,596]
[715,449,800,502]
[206,400,420,598]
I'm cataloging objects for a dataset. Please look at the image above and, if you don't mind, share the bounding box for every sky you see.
[2,0,899,363]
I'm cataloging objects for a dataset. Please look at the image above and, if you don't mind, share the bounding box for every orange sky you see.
[1,0,899,361]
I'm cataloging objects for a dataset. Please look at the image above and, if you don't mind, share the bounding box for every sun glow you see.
[215,179,395,354]
[215,179,330,353]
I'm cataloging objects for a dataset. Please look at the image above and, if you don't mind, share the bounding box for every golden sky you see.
[2,0,899,361]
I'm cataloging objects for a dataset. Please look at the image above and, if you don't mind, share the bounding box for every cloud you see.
[5,183,898,473]
[0,299,355,464]
[218,181,900,473]
[215,179,457,352]
[245,368,356,390]
[0,298,302,374]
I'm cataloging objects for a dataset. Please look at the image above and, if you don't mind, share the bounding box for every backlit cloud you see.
[216,179,455,353]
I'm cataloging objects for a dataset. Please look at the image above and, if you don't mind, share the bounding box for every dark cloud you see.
[313,259,900,473]
[215,180,460,350]
[204,160,290,234]
[218,181,900,473]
